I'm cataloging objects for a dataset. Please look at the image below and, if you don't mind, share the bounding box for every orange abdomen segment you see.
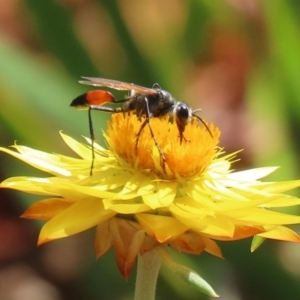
[86,90,115,106]
[70,90,115,109]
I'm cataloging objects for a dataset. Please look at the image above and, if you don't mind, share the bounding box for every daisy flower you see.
[1,113,300,298]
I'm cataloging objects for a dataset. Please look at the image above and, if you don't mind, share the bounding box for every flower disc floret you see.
[105,113,220,179]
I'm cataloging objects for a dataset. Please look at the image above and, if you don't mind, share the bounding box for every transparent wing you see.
[79,77,157,94]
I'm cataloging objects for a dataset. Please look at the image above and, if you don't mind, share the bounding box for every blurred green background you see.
[1,0,300,299]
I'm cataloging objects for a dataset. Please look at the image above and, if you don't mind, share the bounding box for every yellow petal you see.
[136,213,188,243]
[223,208,300,225]
[256,180,300,194]
[103,199,150,214]
[201,236,224,258]
[217,197,280,211]
[258,226,300,242]
[227,167,279,181]
[170,203,235,237]
[38,198,115,244]
[60,132,94,160]
[1,177,62,195]
[170,198,215,218]
[208,226,263,241]
[95,221,113,258]
[185,215,235,238]
[170,232,206,254]
[262,195,300,208]
[0,146,71,176]
[141,181,177,209]
[120,173,149,194]
[109,218,144,279]
[69,184,119,199]
[21,198,73,220]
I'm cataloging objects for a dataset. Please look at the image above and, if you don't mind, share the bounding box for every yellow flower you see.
[2,113,300,279]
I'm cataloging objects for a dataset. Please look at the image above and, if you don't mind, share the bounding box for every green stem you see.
[134,249,162,300]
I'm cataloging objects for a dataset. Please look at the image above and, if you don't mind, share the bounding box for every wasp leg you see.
[175,121,189,145]
[88,108,95,176]
[90,103,166,167]
[135,98,166,163]
[87,105,129,175]
[178,131,190,144]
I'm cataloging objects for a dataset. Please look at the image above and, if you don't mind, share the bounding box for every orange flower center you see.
[105,113,220,179]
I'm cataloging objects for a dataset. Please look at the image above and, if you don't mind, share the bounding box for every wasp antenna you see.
[192,113,213,138]
[193,108,202,113]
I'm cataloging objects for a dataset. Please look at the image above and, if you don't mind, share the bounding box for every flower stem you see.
[134,249,162,300]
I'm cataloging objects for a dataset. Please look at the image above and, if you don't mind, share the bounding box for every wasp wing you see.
[79,77,157,94]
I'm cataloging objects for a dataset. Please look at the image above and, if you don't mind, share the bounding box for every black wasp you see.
[70,77,212,174]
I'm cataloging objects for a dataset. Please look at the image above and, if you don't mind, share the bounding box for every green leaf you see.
[251,236,266,252]
[176,266,219,297]
[157,247,218,297]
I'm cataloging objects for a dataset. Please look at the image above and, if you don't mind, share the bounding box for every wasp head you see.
[173,102,193,143]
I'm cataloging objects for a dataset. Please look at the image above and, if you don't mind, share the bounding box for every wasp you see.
[71,77,212,174]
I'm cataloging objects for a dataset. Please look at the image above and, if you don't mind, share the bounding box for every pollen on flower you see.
[105,113,220,179]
